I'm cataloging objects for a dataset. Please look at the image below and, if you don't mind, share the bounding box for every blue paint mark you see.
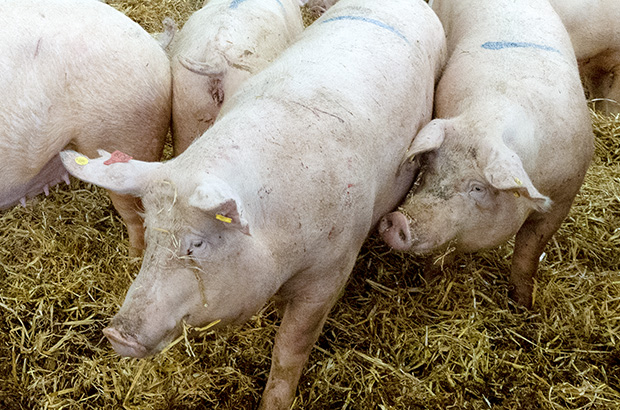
[481,41,560,54]
[230,0,284,11]
[229,0,248,9]
[321,16,410,45]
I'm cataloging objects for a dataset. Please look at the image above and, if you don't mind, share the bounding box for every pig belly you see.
[0,154,69,209]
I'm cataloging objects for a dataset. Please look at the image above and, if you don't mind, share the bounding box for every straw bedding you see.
[1,1,619,409]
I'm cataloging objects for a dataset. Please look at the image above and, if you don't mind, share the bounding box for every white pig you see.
[0,0,171,255]
[170,0,304,155]
[60,0,446,407]
[378,0,593,308]
[548,0,620,113]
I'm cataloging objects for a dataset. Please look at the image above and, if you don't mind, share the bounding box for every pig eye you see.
[468,181,495,209]
[187,239,208,256]
[468,182,488,200]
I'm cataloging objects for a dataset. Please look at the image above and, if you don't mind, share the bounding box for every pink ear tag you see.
[104,150,133,165]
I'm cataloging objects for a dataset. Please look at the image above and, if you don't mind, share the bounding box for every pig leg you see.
[260,260,353,410]
[579,51,620,114]
[509,202,573,308]
[605,57,620,115]
[107,191,145,256]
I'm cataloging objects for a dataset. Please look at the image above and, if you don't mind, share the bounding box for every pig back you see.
[433,0,592,201]
[0,0,171,191]
[170,0,303,154]
[195,0,446,238]
[548,0,620,60]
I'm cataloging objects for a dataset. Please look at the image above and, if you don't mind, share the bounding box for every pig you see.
[378,0,593,308]
[170,0,304,155]
[60,0,446,407]
[0,0,171,255]
[548,0,620,113]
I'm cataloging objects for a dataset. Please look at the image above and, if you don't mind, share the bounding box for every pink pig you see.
[0,0,171,255]
[379,0,593,308]
[549,0,620,113]
[170,0,304,155]
[60,0,446,407]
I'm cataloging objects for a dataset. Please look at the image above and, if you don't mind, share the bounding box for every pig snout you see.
[103,327,149,358]
[378,211,413,251]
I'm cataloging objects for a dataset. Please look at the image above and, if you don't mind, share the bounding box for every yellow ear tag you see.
[75,156,89,166]
[216,214,232,224]
[514,177,523,186]
[514,191,521,198]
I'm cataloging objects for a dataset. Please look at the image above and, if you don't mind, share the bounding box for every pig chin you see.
[408,238,450,255]
[407,228,458,255]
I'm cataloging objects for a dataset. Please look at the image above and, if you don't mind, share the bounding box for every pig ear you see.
[59,150,159,197]
[483,146,552,213]
[188,177,251,236]
[177,55,226,106]
[405,119,446,161]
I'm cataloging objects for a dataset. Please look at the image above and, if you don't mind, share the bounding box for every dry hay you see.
[1,1,620,409]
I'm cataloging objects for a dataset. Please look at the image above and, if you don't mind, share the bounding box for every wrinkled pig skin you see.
[379,0,593,308]
[0,0,171,255]
[549,0,620,114]
[61,0,446,407]
[170,0,304,155]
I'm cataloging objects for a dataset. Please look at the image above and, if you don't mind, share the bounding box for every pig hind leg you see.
[579,50,620,114]
[509,202,574,308]
[605,57,620,115]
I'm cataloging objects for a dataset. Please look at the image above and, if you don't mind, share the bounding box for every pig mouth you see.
[103,327,150,358]
[385,208,452,255]
[103,324,182,359]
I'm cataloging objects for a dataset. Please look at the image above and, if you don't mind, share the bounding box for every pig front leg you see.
[107,191,145,256]
[260,260,354,410]
[509,202,573,308]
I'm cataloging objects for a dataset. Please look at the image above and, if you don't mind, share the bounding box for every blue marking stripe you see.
[229,0,247,8]
[481,41,560,53]
[321,15,410,44]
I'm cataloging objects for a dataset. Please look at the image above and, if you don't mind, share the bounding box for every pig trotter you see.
[508,281,533,309]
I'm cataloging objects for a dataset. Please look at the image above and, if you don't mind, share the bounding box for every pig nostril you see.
[399,229,408,242]
[378,216,393,235]
[384,218,394,230]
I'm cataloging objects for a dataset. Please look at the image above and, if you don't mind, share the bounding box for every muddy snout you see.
[103,327,149,358]
[378,211,413,251]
